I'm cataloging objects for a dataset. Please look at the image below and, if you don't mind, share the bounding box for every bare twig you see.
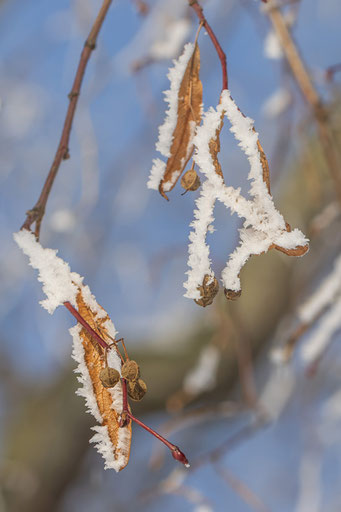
[264,3,341,202]
[325,62,341,82]
[214,461,271,512]
[21,0,114,239]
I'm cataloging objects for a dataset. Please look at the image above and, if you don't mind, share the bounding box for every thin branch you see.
[21,0,114,239]
[189,0,228,91]
[64,301,109,350]
[190,417,267,470]
[326,62,341,81]
[214,461,271,512]
[119,378,190,467]
[264,3,341,203]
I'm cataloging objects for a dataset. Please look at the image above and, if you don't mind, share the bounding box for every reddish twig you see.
[120,378,190,467]
[189,0,228,91]
[64,301,109,350]
[21,0,113,239]
[64,300,189,467]
[326,62,341,82]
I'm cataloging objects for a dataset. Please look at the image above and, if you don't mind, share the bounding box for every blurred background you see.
[1,0,341,510]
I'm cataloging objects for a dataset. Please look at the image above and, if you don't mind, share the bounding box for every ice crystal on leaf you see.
[14,230,131,471]
[183,90,308,299]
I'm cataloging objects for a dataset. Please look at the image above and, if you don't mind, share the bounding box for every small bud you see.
[224,288,242,301]
[127,378,147,401]
[171,446,190,468]
[121,360,140,382]
[194,274,219,307]
[181,169,201,192]
[99,367,120,388]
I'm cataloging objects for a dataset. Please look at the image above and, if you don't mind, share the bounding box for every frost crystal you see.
[14,229,82,313]
[14,229,131,471]
[184,90,308,298]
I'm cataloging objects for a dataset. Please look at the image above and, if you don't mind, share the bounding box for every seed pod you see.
[181,169,201,192]
[224,288,242,301]
[121,360,140,382]
[127,378,147,401]
[99,367,120,388]
[194,274,219,307]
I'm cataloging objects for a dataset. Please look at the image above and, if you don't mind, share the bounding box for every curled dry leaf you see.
[159,44,203,200]
[209,110,225,181]
[257,139,270,194]
[76,291,132,471]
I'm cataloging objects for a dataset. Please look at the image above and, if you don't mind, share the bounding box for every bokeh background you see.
[1,0,341,510]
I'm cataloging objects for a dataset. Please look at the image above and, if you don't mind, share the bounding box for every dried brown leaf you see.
[159,44,203,200]
[209,111,225,181]
[257,139,270,194]
[77,291,132,471]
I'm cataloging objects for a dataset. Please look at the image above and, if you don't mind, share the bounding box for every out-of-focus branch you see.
[21,0,114,239]
[263,2,341,203]
[214,462,271,512]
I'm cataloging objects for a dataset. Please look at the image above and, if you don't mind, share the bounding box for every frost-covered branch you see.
[184,90,308,299]
[14,230,190,471]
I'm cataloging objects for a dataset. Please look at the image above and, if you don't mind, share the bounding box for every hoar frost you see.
[184,89,308,298]
[14,229,130,471]
[147,43,195,190]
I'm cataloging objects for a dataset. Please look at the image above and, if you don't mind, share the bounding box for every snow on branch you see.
[13,229,82,313]
[270,253,341,366]
[298,254,341,324]
[184,89,308,300]
[14,230,131,471]
[298,254,341,364]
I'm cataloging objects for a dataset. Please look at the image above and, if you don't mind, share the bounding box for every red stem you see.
[189,0,228,91]
[64,301,109,350]
[120,379,190,467]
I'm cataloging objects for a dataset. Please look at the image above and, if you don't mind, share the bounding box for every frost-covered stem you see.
[265,3,341,203]
[126,407,190,467]
[189,0,228,91]
[21,0,113,239]
[64,301,109,350]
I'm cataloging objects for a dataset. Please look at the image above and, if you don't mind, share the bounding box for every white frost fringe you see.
[14,230,130,471]
[147,42,196,190]
[184,90,308,298]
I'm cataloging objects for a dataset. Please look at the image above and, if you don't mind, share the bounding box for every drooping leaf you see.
[74,290,132,471]
[159,44,203,199]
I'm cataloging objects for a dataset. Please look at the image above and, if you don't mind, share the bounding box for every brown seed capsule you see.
[121,360,140,382]
[194,274,219,307]
[99,367,120,388]
[181,169,201,192]
[127,378,147,401]
[224,288,242,301]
